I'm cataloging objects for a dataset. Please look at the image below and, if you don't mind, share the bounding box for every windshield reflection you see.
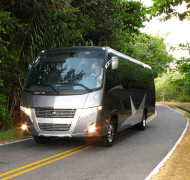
[24,51,105,92]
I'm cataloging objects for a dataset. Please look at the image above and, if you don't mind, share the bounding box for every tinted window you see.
[117,57,154,90]
[105,53,118,91]
[117,57,139,89]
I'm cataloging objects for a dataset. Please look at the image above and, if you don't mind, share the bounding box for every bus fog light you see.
[88,123,96,133]
[21,123,28,131]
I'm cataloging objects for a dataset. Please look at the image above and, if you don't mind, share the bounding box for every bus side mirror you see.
[111,56,118,70]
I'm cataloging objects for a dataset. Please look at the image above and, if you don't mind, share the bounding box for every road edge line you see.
[0,138,33,146]
[144,104,189,180]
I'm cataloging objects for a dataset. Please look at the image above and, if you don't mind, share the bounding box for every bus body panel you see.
[22,91,89,109]
[102,48,155,134]
[21,89,105,137]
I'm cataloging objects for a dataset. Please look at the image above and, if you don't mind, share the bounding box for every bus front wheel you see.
[102,121,115,147]
[33,136,50,144]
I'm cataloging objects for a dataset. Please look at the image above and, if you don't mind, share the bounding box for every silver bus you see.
[20,46,155,146]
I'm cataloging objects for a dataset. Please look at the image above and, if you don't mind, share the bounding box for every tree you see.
[156,75,189,102]
[71,0,148,54]
[0,11,17,130]
[131,33,175,78]
[173,57,190,98]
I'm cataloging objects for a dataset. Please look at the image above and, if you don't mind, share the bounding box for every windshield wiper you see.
[55,82,92,92]
[26,84,59,93]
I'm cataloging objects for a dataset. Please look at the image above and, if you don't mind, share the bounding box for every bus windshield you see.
[24,51,105,93]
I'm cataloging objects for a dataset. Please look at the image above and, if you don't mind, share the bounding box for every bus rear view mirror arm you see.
[111,56,118,70]
[105,56,118,70]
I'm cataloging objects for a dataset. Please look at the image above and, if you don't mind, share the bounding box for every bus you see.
[20,46,155,146]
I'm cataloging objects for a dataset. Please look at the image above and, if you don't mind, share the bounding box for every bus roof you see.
[39,46,152,69]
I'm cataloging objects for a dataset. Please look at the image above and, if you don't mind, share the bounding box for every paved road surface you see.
[0,105,187,180]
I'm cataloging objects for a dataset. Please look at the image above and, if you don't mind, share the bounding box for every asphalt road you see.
[0,104,187,180]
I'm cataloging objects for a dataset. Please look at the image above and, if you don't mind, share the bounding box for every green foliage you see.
[173,57,190,97]
[170,44,190,101]
[0,93,13,131]
[176,57,190,80]
[0,90,13,131]
[0,128,23,142]
[156,75,190,102]
[156,76,173,102]
[131,33,175,78]
[0,11,16,130]
[70,0,148,54]
[0,10,24,130]
[155,70,182,84]
[149,0,190,21]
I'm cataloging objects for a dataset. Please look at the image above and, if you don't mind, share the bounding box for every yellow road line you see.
[1,145,93,180]
[147,110,157,123]
[0,144,87,178]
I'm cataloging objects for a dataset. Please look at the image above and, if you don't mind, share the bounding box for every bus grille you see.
[38,123,71,131]
[35,108,76,118]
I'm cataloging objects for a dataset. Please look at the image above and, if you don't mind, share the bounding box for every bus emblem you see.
[51,111,57,115]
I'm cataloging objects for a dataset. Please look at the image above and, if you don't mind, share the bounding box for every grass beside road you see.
[0,128,25,144]
[150,102,190,180]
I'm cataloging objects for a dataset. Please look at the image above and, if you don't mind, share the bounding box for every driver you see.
[80,62,103,88]
[90,65,103,87]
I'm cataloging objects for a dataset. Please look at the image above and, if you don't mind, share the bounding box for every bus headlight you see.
[80,106,102,118]
[79,106,102,132]
[20,106,31,117]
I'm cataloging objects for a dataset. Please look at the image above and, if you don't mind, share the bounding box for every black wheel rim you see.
[107,124,114,143]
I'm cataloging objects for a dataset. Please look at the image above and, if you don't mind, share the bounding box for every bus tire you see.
[33,136,50,144]
[102,121,115,147]
[136,112,147,131]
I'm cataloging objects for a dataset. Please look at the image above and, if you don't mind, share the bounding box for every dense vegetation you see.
[155,71,189,102]
[150,0,190,103]
[0,0,177,130]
